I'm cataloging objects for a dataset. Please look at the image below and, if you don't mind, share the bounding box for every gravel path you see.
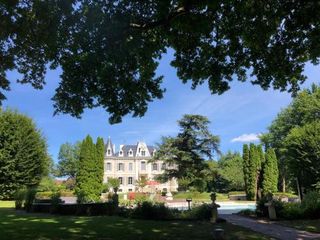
[220,214,320,240]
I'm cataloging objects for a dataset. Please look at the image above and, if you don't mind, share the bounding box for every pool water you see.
[218,203,256,214]
[168,202,256,214]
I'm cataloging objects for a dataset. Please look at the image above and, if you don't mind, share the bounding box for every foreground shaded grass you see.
[279,219,320,233]
[0,201,271,240]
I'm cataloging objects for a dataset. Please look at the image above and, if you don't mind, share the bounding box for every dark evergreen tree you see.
[75,135,100,203]
[262,148,279,194]
[154,114,220,191]
[246,144,258,200]
[256,145,265,200]
[0,109,50,199]
[95,137,105,196]
[242,144,250,196]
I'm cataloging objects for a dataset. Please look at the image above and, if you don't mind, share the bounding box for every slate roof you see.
[121,145,137,157]
[104,137,156,158]
[105,137,115,156]
[106,143,156,157]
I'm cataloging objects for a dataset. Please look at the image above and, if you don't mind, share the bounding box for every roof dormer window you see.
[141,150,146,156]
[107,149,111,156]
[119,150,123,156]
[128,150,133,157]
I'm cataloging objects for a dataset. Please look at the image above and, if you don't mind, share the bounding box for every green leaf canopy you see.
[1,1,320,123]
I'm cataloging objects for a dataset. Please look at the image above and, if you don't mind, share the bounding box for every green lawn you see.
[0,201,271,240]
[0,200,15,208]
[173,192,229,201]
[278,219,320,233]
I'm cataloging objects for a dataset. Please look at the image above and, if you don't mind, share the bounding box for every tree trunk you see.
[282,177,286,193]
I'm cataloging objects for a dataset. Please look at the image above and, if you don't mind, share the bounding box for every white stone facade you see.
[103,138,178,193]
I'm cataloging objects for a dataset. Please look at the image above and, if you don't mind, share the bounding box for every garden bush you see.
[14,187,27,209]
[25,187,37,211]
[275,191,320,220]
[180,204,212,220]
[256,197,284,218]
[130,201,174,220]
[50,191,62,213]
[278,202,303,219]
[301,191,320,219]
[238,209,256,217]
[133,193,149,203]
[255,197,268,217]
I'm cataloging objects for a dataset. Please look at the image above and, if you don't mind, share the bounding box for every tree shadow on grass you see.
[0,208,270,240]
[0,208,212,240]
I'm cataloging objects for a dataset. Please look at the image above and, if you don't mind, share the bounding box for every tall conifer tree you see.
[246,144,257,200]
[242,144,250,196]
[95,137,105,195]
[256,145,265,200]
[76,135,100,202]
[262,148,279,194]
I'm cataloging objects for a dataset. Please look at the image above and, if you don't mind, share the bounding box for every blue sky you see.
[3,50,319,163]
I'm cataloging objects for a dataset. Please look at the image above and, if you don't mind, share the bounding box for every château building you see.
[103,138,178,193]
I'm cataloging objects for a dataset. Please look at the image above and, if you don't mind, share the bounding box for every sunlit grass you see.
[0,201,15,208]
[173,192,230,201]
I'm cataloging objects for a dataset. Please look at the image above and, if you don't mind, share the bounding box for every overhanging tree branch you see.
[129,6,189,30]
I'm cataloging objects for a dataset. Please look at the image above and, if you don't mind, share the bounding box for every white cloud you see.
[231,133,261,143]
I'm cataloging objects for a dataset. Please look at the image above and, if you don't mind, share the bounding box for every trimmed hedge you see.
[31,202,118,216]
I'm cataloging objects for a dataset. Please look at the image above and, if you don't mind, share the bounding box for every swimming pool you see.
[218,203,256,214]
[167,201,256,214]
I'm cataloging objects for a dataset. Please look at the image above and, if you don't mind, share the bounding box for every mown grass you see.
[0,201,15,208]
[173,192,229,201]
[0,201,272,240]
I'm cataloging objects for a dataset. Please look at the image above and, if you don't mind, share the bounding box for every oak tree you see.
[1,1,319,123]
